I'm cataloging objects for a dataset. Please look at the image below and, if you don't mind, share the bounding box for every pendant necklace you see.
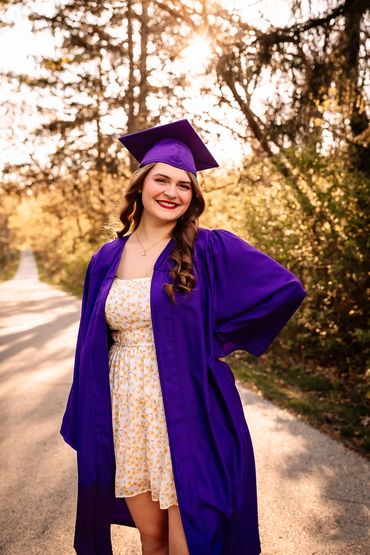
[135,230,172,256]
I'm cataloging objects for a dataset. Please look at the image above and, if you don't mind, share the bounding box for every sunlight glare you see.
[180,34,212,73]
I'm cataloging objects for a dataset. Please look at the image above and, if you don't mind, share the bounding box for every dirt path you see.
[0,249,369,554]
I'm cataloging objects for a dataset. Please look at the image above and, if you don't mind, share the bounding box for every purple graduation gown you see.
[60,226,307,555]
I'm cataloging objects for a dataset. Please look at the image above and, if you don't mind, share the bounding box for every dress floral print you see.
[104,276,179,510]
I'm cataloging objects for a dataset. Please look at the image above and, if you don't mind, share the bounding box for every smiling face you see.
[141,162,193,222]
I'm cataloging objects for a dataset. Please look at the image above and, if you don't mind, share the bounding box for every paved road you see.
[0,249,369,554]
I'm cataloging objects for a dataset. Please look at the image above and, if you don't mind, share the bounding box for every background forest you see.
[0,0,369,456]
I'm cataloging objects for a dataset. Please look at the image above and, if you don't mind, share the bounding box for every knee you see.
[140,528,168,553]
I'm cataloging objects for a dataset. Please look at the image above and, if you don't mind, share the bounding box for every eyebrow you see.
[153,173,192,185]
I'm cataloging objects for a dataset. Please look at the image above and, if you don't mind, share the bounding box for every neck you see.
[135,214,176,242]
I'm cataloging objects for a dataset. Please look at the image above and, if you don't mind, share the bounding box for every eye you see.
[154,178,191,190]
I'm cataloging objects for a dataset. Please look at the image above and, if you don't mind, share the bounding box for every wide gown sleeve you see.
[208,229,307,358]
[60,254,96,450]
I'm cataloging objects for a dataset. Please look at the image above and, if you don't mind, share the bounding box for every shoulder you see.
[196,226,253,253]
[196,226,248,241]
[93,237,122,257]
[88,237,124,273]
[195,226,211,246]
[195,227,286,273]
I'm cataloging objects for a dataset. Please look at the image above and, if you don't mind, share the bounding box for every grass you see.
[33,251,85,298]
[227,351,370,460]
[0,251,21,282]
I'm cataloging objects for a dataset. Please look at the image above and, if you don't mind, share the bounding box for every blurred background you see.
[0,0,369,458]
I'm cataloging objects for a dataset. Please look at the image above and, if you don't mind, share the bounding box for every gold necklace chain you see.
[134,230,172,256]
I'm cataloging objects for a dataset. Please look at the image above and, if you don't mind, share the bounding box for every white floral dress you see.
[104,276,179,510]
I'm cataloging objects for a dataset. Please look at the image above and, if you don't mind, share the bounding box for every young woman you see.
[60,119,307,555]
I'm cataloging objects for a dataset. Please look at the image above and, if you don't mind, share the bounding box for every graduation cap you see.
[118,119,219,174]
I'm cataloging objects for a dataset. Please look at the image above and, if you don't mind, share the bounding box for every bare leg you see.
[168,504,190,555]
[124,491,169,555]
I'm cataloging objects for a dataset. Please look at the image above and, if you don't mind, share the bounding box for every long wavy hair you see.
[115,162,206,304]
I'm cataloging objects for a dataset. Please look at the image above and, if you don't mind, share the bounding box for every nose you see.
[163,183,178,198]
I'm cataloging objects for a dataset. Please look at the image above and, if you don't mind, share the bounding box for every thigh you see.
[124,491,168,538]
[168,504,190,555]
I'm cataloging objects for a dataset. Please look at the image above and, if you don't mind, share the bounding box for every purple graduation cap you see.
[118,119,219,174]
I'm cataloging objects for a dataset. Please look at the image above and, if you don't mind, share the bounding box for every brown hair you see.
[115,162,206,304]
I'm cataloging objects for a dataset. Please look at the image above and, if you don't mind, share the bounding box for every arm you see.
[208,229,307,357]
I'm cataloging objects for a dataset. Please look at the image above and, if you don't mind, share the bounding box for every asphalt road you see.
[0,249,369,554]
